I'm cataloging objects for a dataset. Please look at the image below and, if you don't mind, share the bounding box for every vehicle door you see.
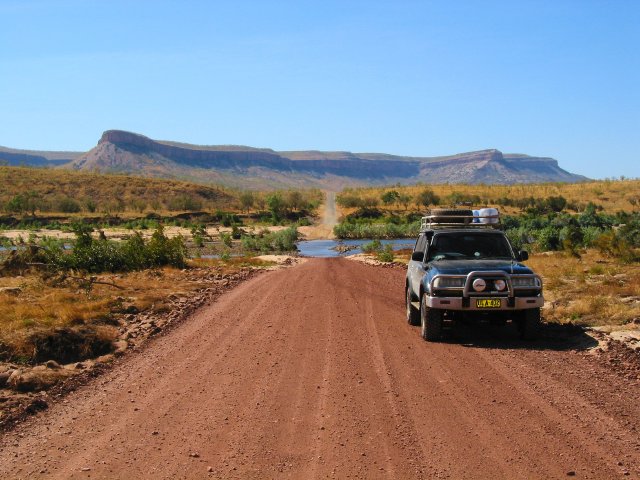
[409,233,428,297]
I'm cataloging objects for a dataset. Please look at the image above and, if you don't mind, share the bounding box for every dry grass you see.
[0,167,323,219]
[0,166,239,215]
[392,248,638,328]
[527,249,640,327]
[340,179,640,215]
[0,259,272,363]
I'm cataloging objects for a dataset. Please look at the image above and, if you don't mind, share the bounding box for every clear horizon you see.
[1,0,638,179]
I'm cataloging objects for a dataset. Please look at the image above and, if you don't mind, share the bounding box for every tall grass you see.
[337,179,640,214]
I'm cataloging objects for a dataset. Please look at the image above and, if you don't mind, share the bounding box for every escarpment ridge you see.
[1,130,587,188]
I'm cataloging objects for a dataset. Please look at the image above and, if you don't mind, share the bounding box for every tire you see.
[520,308,541,340]
[420,294,443,341]
[429,208,473,224]
[406,287,420,326]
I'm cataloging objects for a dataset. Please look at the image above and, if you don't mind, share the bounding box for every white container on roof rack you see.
[478,208,499,224]
[420,208,501,230]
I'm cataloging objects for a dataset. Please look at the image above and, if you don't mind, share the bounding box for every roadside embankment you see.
[0,257,301,432]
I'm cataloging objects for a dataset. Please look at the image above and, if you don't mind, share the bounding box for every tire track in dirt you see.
[0,258,638,479]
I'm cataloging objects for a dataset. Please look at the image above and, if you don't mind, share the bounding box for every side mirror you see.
[411,251,425,262]
[518,250,529,261]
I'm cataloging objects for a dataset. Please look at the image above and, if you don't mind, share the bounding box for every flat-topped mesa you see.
[503,153,560,168]
[97,130,288,170]
[423,149,505,168]
[56,129,588,187]
[99,130,154,147]
[93,130,420,177]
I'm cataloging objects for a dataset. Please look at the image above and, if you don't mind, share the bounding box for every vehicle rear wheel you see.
[420,294,443,341]
[406,287,420,326]
[520,308,541,340]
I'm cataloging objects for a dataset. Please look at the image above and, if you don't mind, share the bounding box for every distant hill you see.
[0,166,238,214]
[1,130,587,188]
[0,146,81,167]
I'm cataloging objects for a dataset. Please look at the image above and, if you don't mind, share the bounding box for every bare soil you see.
[0,258,638,479]
[299,190,338,240]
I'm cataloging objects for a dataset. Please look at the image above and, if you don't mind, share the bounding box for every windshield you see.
[428,233,514,261]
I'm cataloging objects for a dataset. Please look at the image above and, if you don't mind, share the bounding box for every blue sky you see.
[1,0,638,179]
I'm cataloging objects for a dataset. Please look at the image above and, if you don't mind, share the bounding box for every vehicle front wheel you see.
[519,308,541,340]
[420,294,443,341]
[406,287,420,326]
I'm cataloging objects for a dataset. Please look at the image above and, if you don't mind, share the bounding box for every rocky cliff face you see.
[70,131,424,181]
[7,130,587,188]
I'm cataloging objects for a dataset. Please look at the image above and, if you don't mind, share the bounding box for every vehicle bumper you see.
[425,296,544,311]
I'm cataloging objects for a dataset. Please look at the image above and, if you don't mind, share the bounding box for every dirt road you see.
[1,259,639,479]
[299,191,338,239]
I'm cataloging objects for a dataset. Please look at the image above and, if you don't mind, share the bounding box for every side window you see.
[424,232,434,259]
[414,234,426,253]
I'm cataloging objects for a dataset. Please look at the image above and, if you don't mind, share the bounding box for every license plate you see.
[476,299,501,308]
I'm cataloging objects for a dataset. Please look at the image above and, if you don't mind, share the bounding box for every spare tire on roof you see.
[429,208,474,224]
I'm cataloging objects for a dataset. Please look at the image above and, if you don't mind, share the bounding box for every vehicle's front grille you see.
[433,288,540,298]
[513,289,541,297]
[433,289,464,297]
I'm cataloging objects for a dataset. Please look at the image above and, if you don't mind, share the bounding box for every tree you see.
[56,196,81,213]
[239,191,255,212]
[254,195,266,211]
[5,191,41,215]
[85,198,97,213]
[130,199,147,213]
[266,192,285,223]
[561,222,584,258]
[381,190,400,206]
[398,194,412,211]
[545,195,567,213]
[287,190,305,211]
[416,188,440,208]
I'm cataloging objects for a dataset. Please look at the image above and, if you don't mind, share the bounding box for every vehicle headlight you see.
[472,278,486,292]
[433,277,465,288]
[494,279,506,291]
[511,276,540,288]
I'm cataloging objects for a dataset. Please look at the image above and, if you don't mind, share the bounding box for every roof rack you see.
[420,209,502,231]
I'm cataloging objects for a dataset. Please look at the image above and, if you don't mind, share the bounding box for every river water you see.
[297,238,414,258]
[1,239,415,259]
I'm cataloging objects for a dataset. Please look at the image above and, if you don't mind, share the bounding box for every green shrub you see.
[56,197,81,213]
[220,232,233,248]
[241,227,299,253]
[618,217,640,247]
[377,244,394,262]
[167,195,203,212]
[594,231,639,263]
[361,239,382,253]
[191,225,207,248]
[333,221,419,239]
[29,225,187,273]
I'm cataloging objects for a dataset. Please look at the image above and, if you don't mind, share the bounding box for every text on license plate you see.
[476,299,501,308]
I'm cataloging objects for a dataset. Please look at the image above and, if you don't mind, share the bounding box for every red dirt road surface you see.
[1,258,639,479]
